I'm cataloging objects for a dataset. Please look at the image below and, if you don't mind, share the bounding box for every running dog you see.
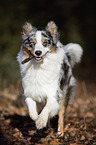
[17,21,83,135]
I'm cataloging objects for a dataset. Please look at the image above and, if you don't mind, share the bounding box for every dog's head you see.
[21,21,59,62]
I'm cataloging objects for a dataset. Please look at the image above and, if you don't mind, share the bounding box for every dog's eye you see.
[43,41,48,47]
[43,40,51,47]
[29,39,36,47]
[24,41,30,47]
[47,39,51,45]
[29,42,35,47]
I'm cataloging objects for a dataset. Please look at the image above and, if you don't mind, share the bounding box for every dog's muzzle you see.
[34,50,49,62]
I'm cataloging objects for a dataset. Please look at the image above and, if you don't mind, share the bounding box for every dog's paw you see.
[36,113,48,129]
[57,126,64,137]
[57,131,64,137]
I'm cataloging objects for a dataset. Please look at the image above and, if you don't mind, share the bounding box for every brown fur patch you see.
[50,46,56,53]
[41,38,45,44]
[23,45,34,57]
[58,98,65,135]
[32,38,36,43]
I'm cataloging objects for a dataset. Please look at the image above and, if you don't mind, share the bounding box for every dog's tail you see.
[64,43,83,68]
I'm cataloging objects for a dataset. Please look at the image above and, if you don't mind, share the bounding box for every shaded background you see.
[0,0,96,88]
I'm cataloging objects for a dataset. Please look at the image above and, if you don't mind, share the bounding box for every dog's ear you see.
[45,21,58,42]
[21,22,33,35]
[21,22,36,42]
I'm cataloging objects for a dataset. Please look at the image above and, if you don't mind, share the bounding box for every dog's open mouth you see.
[35,55,46,62]
[35,57,42,62]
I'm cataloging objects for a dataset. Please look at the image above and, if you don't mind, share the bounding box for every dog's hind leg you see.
[58,98,65,136]
[58,84,76,136]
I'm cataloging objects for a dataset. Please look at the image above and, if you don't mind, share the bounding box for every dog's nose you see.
[35,50,42,56]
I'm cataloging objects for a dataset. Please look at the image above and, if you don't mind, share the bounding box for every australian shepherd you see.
[17,21,83,135]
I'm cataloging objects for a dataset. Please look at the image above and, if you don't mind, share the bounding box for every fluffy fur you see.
[17,21,83,134]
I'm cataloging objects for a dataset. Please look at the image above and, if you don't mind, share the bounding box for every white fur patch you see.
[64,43,83,67]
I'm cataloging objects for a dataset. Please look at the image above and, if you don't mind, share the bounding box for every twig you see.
[21,45,34,64]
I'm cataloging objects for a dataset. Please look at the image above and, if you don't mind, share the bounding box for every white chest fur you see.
[18,47,65,102]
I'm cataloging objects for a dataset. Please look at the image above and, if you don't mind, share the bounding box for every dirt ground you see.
[0,80,96,145]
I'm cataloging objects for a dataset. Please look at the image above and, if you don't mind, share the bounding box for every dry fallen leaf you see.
[0,81,96,145]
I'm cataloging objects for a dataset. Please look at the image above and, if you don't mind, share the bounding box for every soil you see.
[0,80,96,145]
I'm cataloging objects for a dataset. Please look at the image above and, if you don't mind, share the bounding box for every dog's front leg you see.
[36,100,49,129]
[36,98,60,129]
[25,97,38,121]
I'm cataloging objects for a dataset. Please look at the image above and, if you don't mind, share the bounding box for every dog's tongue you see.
[36,57,41,60]
[42,55,45,59]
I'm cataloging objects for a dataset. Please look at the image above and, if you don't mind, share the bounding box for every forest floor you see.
[0,79,96,145]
